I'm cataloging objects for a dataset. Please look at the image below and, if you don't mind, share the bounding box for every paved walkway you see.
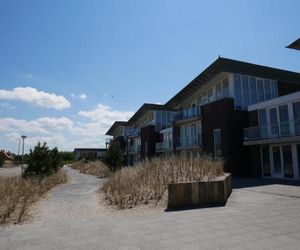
[1,168,300,250]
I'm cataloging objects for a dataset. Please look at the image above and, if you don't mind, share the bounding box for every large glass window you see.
[216,83,222,100]
[264,80,271,100]
[201,93,208,104]
[162,111,167,129]
[156,111,162,130]
[223,78,229,97]
[208,89,213,102]
[257,79,264,102]
[259,109,267,125]
[283,145,293,178]
[234,74,243,109]
[261,145,271,176]
[269,108,279,136]
[279,105,289,136]
[270,80,278,98]
[293,102,300,135]
[242,75,250,107]
[272,146,282,174]
[249,77,257,104]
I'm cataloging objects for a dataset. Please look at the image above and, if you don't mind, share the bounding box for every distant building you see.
[73,148,106,161]
[0,150,15,161]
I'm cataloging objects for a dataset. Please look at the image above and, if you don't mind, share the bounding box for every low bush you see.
[0,170,68,225]
[102,139,124,171]
[71,160,111,177]
[101,156,224,209]
[25,142,62,176]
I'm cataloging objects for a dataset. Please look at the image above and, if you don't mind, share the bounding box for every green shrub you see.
[25,142,62,176]
[102,139,123,172]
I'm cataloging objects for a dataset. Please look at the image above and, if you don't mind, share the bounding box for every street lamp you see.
[21,135,27,175]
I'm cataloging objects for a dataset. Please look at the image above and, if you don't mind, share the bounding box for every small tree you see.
[25,142,62,176]
[102,139,124,171]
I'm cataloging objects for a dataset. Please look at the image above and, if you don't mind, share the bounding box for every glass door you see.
[282,145,294,178]
[261,145,271,176]
[259,109,268,139]
[269,108,279,137]
[279,105,289,136]
[271,145,283,178]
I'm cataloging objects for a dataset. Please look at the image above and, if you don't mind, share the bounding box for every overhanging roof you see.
[128,103,175,125]
[165,57,300,108]
[73,148,106,152]
[287,38,300,51]
[105,121,128,136]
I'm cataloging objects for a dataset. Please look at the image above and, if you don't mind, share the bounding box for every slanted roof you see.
[286,38,300,51]
[165,57,300,108]
[106,121,128,136]
[128,103,175,125]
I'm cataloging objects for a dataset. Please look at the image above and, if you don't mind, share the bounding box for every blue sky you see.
[0,0,299,153]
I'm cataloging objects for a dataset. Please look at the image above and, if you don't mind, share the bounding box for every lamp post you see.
[21,135,27,175]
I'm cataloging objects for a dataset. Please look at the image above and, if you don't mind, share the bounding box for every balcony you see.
[128,128,140,137]
[129,145,141,154]
[244,120,300,143]
[176,106,201,122]
[155,141,173,152]
[176,135,202,149]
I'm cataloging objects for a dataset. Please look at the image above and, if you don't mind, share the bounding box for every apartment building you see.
[106,57,300,179]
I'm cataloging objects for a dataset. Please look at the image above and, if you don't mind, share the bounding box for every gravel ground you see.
[1,167,300,250]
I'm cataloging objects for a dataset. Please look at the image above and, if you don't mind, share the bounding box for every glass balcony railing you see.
[176,135,202,148]
[244,120,300,141]
[177,106,201,121]
[155,141,173,152]
[129,145,141,153]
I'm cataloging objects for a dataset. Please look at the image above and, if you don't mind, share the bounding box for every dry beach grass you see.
[0,170,68,225]
[101,156,224,209]
[71,160,111,177]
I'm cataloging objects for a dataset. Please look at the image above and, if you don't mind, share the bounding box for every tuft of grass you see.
[0,170,68,225]
[101,156,224,209]
[71,160,111,177]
